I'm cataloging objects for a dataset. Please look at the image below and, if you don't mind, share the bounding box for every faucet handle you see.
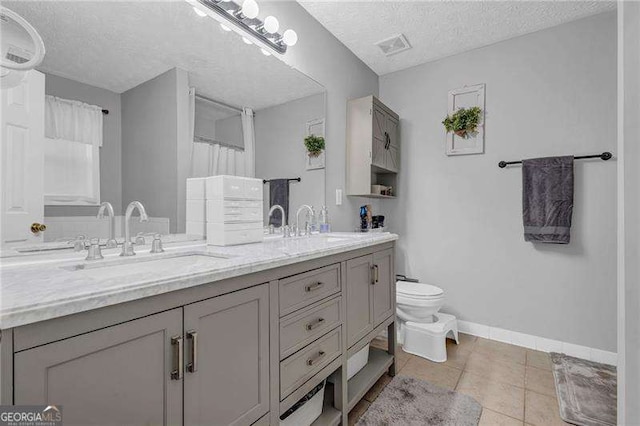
[135,232,146,245]
[150,233,164,254]
[85,238,104,261]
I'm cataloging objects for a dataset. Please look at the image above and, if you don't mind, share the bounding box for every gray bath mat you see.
[356,376,482,426]
[550,353,617,426]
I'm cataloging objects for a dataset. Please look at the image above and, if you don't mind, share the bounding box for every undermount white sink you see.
[62,252,230,273]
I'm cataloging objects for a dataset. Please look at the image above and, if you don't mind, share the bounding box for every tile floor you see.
[348,334,570,426]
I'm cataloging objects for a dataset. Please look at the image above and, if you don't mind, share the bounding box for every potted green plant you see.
[442,106,482,138]
[304,134,325,157]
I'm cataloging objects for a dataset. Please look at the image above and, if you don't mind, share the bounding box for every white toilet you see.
[396,280,459,362]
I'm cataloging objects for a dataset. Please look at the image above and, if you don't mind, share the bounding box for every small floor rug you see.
[550,352,617,426]
[355,376,482,426]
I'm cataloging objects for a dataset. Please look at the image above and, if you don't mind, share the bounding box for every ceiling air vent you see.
[375,34,411,57]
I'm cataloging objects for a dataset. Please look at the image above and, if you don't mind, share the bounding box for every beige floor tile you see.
[525,366,557,397]
[398,356,462,390]
[525,390,569,426]
[450,333,478,351]
[456,371,525,420]
[442,344,472,370]
[363,374,392,403]
[526,349,552,371]
[395,347,413,371]
[479,409,524,426]
[348,399,370,426]
[465,351,526,387]
[475,338,527,365]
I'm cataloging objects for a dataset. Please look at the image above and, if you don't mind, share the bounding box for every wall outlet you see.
[335,189,343,206]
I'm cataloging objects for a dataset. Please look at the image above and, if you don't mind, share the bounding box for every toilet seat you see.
[396,281,443,300]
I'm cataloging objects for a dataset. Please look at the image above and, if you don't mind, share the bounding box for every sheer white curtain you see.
[44,95,103,205]
[241,107,255,178]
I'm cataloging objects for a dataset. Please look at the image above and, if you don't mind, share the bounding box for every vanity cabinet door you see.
[14,308,183,426]
[184,283,269,426]
[346,255,374,347]
[372,248,395,326]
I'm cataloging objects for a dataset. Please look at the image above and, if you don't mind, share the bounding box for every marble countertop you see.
[0,232,397,329]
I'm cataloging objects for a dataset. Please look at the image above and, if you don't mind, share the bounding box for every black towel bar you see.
[263,177,301,184]
[498,152,612,168]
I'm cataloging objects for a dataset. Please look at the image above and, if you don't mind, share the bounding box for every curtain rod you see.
[498,152,613,168]
[195,94,243,113]
[193,135,244,151]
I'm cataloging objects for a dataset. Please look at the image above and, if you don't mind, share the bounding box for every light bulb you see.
[282,29,298,47]
[242,37,253,45]
[193,6,207,17]
[241,0,259,19]
[220,23,231,31]
[261,49,271,56]
[263,16,279,34]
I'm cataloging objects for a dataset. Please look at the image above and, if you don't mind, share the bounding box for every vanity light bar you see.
[195,0,291,54]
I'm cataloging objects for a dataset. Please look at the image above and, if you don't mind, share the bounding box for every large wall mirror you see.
[3,1,326,244]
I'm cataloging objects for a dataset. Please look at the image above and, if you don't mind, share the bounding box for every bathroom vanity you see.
[0,233,397,426]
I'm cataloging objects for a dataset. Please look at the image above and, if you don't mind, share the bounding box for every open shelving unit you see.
[347,347,395,411]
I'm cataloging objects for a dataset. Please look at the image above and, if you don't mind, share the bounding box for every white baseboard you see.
[457,320,617,366]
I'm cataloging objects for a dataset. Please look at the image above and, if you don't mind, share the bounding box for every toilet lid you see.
[396,281,443,298]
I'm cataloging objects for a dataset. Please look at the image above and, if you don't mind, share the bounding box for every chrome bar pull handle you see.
[374,264,379,284]
[186,330,198,373]
[304,281,324,292]
[170,335,183,380]
[305,317,325,331]
[307,350,326,366]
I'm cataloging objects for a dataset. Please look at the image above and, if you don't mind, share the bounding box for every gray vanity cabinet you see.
[13,308,183,426]
[346,249,395,348]
[183,283,270,426]
[372,249,395,325]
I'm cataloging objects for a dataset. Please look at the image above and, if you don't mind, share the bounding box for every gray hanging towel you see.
[522,156,574,244]
[269,179,289,227]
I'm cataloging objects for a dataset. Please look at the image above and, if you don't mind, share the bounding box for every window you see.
[43,95,102,205]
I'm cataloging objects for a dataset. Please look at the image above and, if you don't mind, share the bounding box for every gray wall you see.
[43,74,122,216]
[380,12,617,351]
[619,2,640,422]
[260,2,379,231]
[121,68,189,233]
[255,93,326,222]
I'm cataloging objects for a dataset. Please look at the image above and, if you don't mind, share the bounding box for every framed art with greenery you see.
[445,84,485,156]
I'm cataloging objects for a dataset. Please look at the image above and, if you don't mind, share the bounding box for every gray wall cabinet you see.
[6,242,396,426]
[346,96,400,198]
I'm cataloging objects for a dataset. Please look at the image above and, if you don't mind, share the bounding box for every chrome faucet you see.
[97,201,118,249]
[295,205,315,237]
[121,201,149,256]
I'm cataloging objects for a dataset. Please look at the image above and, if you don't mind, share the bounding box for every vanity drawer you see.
[279,264,341,316]
[223,200,262,209]
[280,327,342,399]
[280,296,342,359]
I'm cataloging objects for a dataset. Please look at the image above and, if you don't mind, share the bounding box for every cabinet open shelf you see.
[311,401,342,426]
[347,347,395,411]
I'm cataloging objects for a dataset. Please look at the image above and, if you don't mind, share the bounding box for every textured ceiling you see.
[297,0,616,75]
[4,1,323,110]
